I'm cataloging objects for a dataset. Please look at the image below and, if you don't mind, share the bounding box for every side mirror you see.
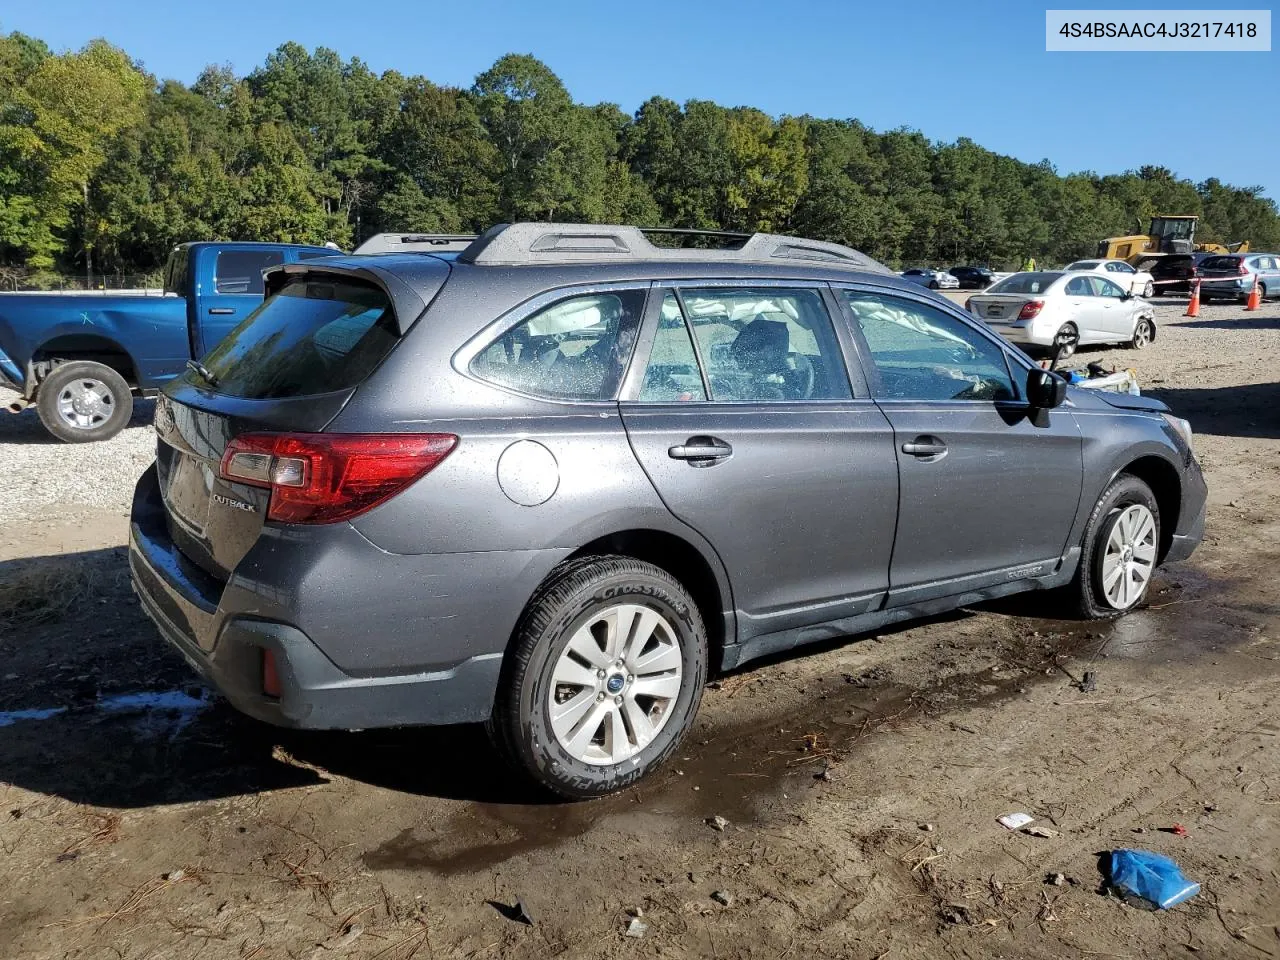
[1026,367,1067,409]
[1120,291,1133,301]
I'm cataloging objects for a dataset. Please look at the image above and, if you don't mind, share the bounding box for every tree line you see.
[2,32,1278,281]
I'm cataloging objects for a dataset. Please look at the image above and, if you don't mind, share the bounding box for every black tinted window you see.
[198,278,398,399]
[1200,256,1241,271]
[215,250,285,295]
[471,291,645,400]
[989,272,1061,294]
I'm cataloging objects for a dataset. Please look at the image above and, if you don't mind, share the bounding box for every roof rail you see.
[456,223,892,274]
[353,233,478,255]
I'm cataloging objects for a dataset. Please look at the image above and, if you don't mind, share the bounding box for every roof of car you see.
[452,223,895,275]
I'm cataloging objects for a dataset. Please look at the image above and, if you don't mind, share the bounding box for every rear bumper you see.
[128,464,565,730]
[1199,279,1248,298]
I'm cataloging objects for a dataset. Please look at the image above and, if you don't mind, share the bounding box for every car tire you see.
[1142,281,1154,298]
[35,360,134,443]
[929,280,940,289]
[1130,317,1154,350]
[488,555,708,799]
[1059,475,1161,620]
[1052,323,1078,360]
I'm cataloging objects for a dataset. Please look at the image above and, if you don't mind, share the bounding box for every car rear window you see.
[1200,256,1241,271]
[197,277,398,399]
[989,272,1061,294]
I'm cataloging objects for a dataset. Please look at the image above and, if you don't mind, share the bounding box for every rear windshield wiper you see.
[186,359,219,388]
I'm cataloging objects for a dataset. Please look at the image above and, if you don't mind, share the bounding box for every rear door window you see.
[198,277,399,398]
[214,250,285,295]
[1065,276,1093,296]
[676,287,851,401]
[470,290,645,400]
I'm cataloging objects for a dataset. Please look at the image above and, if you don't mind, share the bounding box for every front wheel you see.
[1142,281,1154,298]
[35,360,133,443]
[488,556,708,799]
[1058,475,1161,619]
[1131,317,1154,350]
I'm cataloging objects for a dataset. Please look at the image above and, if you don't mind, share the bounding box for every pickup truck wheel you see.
[36,361,133,443]
[488,555,708,799]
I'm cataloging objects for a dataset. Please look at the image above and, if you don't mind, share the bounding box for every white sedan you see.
[967,271,1155,357]
[1064,258,1156,298]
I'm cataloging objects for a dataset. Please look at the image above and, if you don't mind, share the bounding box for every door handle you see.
[901,437,947,458]
[669,436,733,464]
[207,308,236,315]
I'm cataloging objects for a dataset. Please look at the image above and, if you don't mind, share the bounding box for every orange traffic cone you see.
[1185,280,1201,317]
[1246,274,1262,311]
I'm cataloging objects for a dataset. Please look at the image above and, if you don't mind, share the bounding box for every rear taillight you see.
[964,297,973,312]
[219,432,458,524]
[1018,300,1045,320]
[1238,260,1249,276]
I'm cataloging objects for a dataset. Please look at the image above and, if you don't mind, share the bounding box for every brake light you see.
[219,432,458,524]
[1018,300,1045,320]
[1238,259,1249,276]
[964,297,973,312]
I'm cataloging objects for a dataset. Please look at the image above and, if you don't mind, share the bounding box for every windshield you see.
[988,272,1062,294]
[197,277,399,399]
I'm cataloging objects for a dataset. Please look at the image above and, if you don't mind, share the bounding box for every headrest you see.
[731,316,788,366]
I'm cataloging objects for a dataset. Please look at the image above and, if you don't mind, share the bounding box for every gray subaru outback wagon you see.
[130,223,1206,797]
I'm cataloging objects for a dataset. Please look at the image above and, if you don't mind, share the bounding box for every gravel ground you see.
[0,390,155,524]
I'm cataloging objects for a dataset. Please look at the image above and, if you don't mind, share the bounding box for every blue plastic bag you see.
[1108,849,1200,909]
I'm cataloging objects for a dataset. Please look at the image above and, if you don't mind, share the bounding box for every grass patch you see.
[0,559,110,627]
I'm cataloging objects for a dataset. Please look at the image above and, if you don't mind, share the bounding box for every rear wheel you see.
[1131,317,1154,350]
[35,360,133,443]
[1058,475,1160,619]
[1052,323,1079,360]
[488,556,708,799]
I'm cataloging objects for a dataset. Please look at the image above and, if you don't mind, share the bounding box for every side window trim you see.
[671,288,714,402]
[454,281,654,405]
[833,282,1028,404]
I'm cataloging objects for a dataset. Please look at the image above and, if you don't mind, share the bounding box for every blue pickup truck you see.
[0,241,340,442]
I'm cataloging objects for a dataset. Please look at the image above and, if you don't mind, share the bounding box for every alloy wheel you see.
[1101,504,1157,609]
[547,602,683,765]
[55,378,115,430]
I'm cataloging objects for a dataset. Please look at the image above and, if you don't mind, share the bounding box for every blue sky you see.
[5,1,1277,202]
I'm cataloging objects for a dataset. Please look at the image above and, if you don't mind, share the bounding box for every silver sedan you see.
[901,268,960,290]
[966,271,1155,357]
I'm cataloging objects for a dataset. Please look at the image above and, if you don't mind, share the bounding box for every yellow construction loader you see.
[1097,215,1249,264]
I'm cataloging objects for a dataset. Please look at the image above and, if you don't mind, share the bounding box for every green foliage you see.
[1,32,1277,275]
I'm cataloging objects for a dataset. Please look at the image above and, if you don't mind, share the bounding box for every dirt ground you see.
[2,292,1279,960]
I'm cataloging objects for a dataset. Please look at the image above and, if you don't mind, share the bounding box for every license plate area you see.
[162,449,215,538]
